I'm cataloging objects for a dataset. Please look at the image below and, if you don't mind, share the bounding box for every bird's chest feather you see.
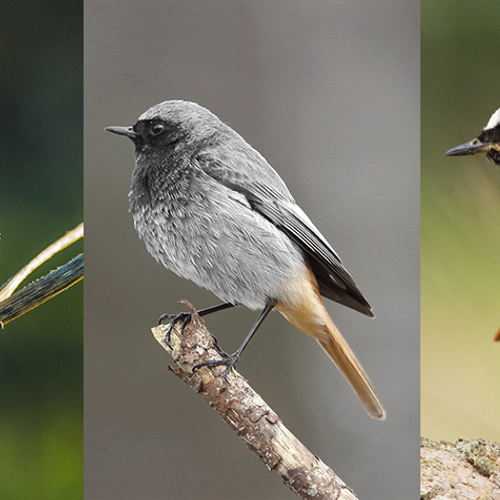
[129,159,304,308]
[130,166,215,273]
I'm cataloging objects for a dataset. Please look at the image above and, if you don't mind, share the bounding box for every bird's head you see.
[106,100,226,154]
[444,107,500,165]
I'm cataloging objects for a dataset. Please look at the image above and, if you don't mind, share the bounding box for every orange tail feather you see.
[276,266,386,420]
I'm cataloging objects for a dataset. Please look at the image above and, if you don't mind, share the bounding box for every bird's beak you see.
[444,138,492,157]
[105,126,138,139]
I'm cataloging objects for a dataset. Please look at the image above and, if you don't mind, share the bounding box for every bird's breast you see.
[130,175,306,309]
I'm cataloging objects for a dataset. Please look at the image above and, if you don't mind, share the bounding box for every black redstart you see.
[106,100,386,420]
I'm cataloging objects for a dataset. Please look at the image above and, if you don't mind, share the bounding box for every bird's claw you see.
[209,334,229,357]
[159,311,190,325]
[194,351,241,380]
[159,311,192,349]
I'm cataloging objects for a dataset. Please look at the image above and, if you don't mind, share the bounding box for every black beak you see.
[105,126,138,139]
[444,137,491,157]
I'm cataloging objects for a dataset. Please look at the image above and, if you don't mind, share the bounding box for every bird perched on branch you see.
[444,107,500,165]
[106,100,385,420]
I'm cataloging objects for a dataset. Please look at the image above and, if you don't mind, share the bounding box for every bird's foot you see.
[209,334,229,357]
[194,349,241,380]
[159,311,192,349]
[159,302,236,349]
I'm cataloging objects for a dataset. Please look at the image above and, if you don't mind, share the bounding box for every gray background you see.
[84,1,419,499]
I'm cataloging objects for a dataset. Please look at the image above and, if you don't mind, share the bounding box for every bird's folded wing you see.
[196,152,373,316]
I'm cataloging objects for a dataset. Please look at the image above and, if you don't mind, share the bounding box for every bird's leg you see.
[194,300,276,379]
[159,302,235,349]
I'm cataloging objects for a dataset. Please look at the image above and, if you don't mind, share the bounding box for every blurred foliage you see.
[0,0,83,498]
[422,0,500,441]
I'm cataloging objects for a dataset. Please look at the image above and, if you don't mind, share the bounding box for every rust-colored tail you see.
[317,316,386,420]
[276,266,386,420]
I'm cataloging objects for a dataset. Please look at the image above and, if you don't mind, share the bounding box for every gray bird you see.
[445,107,500,165]
[106,100,385,420]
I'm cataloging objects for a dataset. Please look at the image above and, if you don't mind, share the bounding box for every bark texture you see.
[152,302,360,500]
[421,437,500,500]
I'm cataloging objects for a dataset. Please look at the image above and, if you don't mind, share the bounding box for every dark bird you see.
[106,100,385,420]
[444,107,500,165]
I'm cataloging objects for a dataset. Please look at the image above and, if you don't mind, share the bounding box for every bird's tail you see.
[317,316,386,420]
[275,266,386,420]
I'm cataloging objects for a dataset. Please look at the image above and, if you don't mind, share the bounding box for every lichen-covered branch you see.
[0,223,84,326]
[0,254,83,326]
[421,438,500,499]
[151,301,360,500]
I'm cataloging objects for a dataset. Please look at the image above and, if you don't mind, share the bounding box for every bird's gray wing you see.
[196,151,374,317]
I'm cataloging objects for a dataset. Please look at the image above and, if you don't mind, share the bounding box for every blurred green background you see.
[422,0,500,441]
[0,1,83,499]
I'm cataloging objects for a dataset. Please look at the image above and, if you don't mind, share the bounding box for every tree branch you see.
[0,223,84,326]
[0,254,83,326]
[0,223,83,302]
[421,438,500,499]
[151,301,360,500]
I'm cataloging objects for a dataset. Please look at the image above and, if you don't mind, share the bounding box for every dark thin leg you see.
[198,303,236,317]
[194,301,276,379]
[159,302,235,325]
[159,302,236,349]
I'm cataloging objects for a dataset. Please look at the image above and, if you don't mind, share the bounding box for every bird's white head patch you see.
[485,107,500,130]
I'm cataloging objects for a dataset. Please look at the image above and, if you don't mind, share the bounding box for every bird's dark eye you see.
[150,123,165,136]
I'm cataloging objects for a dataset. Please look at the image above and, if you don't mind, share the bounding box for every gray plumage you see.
[106,100,386,420]
[110,100,372,316]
